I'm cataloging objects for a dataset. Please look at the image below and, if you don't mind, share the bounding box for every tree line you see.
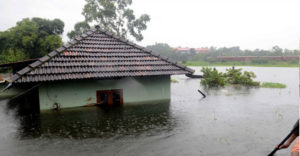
[146,43,299,63]
[0,18,64,63]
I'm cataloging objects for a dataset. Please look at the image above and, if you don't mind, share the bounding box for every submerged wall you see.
[0,83,33,100]
[0,85,23,99]
[38,76,170,110]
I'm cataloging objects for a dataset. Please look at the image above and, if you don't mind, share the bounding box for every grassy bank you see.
[182,61,299,67]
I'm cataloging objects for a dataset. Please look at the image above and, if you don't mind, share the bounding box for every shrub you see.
[171,78,179,83]
[225,68,260,86]
[200,67,260,87]
[200,67,226,87]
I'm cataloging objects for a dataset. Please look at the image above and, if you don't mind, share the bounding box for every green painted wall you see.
[39,76,170,110]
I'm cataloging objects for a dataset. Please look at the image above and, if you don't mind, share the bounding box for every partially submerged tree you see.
[0,18,64,63]
[200,67,260,87]
[224,68,259,86]
[68,0,150,41]
[200,67,226,87]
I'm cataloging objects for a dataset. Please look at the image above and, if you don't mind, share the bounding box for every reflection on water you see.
[0,67,298,156]
[16,103,174,139]
[202,86,253,96]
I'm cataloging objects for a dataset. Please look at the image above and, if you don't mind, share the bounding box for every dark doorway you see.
[97,89,123,107]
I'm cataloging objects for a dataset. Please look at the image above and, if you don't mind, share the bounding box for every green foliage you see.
[271,45,283,56]
[225,68,260,86]
[200,67,226,87]
[32,17,64,35]
[69,0,150,41]
[0,48,27,63]
[261,82,286,88]
[0,17,64,63]
[67,21,91,39]
[200,67,260,87]
[40,35,63,56]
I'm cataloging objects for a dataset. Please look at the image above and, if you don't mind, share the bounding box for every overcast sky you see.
[0,0,299,50]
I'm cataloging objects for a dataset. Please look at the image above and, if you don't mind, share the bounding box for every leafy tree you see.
[67,21,90,39]
[32,17,64,35]
[271,45,283,56]
[0,17,64,63]
[68,0,150,41]
[225,68,259,86]
[0,48,27,63]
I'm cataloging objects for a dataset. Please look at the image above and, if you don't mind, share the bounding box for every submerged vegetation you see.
[200,67,287,88]
[224,68,260,86]
[261,82,286,88]
[200,67,226,87]
[200,67,260,87]
[171,78,179,83]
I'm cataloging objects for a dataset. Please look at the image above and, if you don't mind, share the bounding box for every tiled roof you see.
[11,26,194,83]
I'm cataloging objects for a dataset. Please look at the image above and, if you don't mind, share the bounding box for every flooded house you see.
[0,26,194,112]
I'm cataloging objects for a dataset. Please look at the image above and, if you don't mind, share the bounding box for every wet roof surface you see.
[12,27,194,83]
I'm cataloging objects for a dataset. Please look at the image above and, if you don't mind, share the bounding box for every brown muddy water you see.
[0,67,298,156]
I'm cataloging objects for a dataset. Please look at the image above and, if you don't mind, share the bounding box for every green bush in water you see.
[200,67,226,87]
[200,67,260,87]
[225,68,260,86]
[171,78,179,83]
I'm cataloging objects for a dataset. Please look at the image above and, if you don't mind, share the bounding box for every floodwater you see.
[0,67,298,156]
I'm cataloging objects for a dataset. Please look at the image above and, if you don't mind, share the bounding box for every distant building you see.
[194,48,209,53]
[173,47,190,54]
[174,47,209,54]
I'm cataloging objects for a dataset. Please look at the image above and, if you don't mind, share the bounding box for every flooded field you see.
[0,67,298,156]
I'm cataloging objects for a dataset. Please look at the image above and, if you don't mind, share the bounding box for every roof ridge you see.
[11,28,98,82]
[94,25,195,73]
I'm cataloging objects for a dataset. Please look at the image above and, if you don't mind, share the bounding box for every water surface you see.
[0,67,298,156]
